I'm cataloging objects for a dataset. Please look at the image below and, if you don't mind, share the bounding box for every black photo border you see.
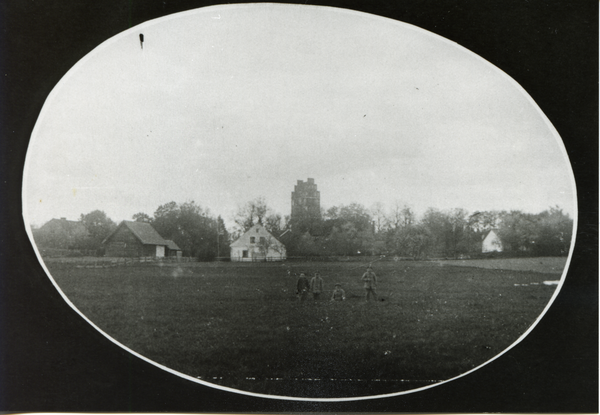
[1,0,597,412]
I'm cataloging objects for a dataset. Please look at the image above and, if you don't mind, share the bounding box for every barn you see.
[482,229,503,253]
[230,224,286,262]
[103,220,170,258]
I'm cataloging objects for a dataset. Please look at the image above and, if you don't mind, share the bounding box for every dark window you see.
[250,237,255,243]
[259,237,266,244]
[242,250,248,258]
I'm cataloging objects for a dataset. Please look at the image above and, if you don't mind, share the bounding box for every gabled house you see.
[103,220,169,258]
[482,229,503,253]
[230,224,286,262]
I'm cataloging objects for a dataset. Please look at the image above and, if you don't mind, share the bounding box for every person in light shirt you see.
[309,272,324,300]
[361,265,377,302]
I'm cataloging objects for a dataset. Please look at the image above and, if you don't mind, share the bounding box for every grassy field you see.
[46,258,562,398]
[435,256,568,274]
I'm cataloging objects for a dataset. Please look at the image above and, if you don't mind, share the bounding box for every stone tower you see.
[291,178,320,220]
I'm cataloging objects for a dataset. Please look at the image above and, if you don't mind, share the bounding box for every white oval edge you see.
[21,2,579,403]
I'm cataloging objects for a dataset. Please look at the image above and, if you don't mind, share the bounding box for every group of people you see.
[294,265,378,302]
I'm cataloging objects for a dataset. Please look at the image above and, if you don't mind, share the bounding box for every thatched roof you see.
[104,220,168,246]
[165,239,181,251]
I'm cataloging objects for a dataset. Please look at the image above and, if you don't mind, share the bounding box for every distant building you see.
[103,220,170,258]
[33,217,88,249]
[165,239,183,258]
[482,229,503,253]
[230,224,286,262]
[291,178,320,220]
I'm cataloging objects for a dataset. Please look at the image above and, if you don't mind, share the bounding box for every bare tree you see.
[234,196,269,232]
[387,201,414,231]
[370,202,387,233]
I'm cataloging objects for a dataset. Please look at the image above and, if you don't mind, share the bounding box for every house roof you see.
[165,239,181,251]
[482,229,500,240]
[39,218,86,233]
[230,224,284,248]
[104,220,168,246]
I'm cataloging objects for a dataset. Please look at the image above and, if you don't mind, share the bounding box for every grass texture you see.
[47,259,561,398]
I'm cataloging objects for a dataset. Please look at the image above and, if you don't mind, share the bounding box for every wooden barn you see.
[230,224,286,262]
[103,220,170,258]
[482,229,503,253]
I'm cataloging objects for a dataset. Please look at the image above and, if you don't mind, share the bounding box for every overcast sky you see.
[23,4,576,229]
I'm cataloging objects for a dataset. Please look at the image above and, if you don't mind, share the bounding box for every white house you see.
[482,229,503,253]
[230,224,286,262]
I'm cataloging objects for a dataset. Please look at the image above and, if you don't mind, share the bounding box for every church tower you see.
[291,178,321,220]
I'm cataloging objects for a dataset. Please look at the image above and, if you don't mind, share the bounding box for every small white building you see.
[482,229,503,253]
[230,224,286,262]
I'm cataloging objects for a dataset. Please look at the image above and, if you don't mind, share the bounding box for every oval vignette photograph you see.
[22,3,577,401]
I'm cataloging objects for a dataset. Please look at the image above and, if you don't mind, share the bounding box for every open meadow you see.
[45,258,563,398]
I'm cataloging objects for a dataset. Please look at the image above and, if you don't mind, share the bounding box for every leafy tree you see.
[295,231,322,256]
[152,201,224,260]
[402,224,431,259]
[497,210,538,254]
[420,208,448,256]
[79,210,116,252]
[264,213,285,237]
[323,222,362,256]
[530,207,573,256]
[337,203,373,232]
[153,201,180,237]
[468,211,500,232]
[132,212,152,222]
[445,208,469,258]
[216,216,230,258]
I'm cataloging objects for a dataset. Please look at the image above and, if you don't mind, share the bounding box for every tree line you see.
[235,200,573,259]
[33,198,573,259]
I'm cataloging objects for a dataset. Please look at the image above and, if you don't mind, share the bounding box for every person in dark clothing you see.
[296,272,310,302]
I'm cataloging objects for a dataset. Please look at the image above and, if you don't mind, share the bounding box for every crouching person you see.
[331,283,346,301]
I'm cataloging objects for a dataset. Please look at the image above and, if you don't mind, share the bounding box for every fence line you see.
[45,255,199,268]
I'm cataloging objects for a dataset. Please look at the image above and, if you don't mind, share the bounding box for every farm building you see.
[482,229,503,253]
[230,224,286,262]
[103,220,170,258]
[33,217,89,249]
[165,240,182,258]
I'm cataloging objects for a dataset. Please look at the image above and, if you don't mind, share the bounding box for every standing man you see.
[361,265,378,302]
[296,272,310,302]
[309,272,324,301]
